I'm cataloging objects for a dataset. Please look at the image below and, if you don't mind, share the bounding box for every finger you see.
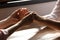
[17,8,29,20]
[11,8,29,20]
[16,11,34,26]
[4,11,34,36]
[10,8,20,19]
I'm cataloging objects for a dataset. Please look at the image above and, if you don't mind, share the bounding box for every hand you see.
[0,12,34,40]
[0,8,29,29]
[7,8,29,24]
[18,11,34,26]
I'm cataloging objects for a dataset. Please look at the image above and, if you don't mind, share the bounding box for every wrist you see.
[0,17,18,29]
[7,17,18,25]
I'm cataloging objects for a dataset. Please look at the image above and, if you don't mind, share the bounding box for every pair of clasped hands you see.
[0,8,60,40]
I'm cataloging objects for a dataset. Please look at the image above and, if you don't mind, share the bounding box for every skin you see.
[0,8,29,29]
[0,0,60,39]
[0,11,33,40]
[34,14,60,31]
[30,0,60,40]
[0,9,60,40]
[0,8,33,40]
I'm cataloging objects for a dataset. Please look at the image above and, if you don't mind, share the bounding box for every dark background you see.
[0,0,57,8]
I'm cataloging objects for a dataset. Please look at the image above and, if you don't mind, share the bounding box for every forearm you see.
[0,18,17,29]
[0,8,29,29]
[34,14,60,31]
